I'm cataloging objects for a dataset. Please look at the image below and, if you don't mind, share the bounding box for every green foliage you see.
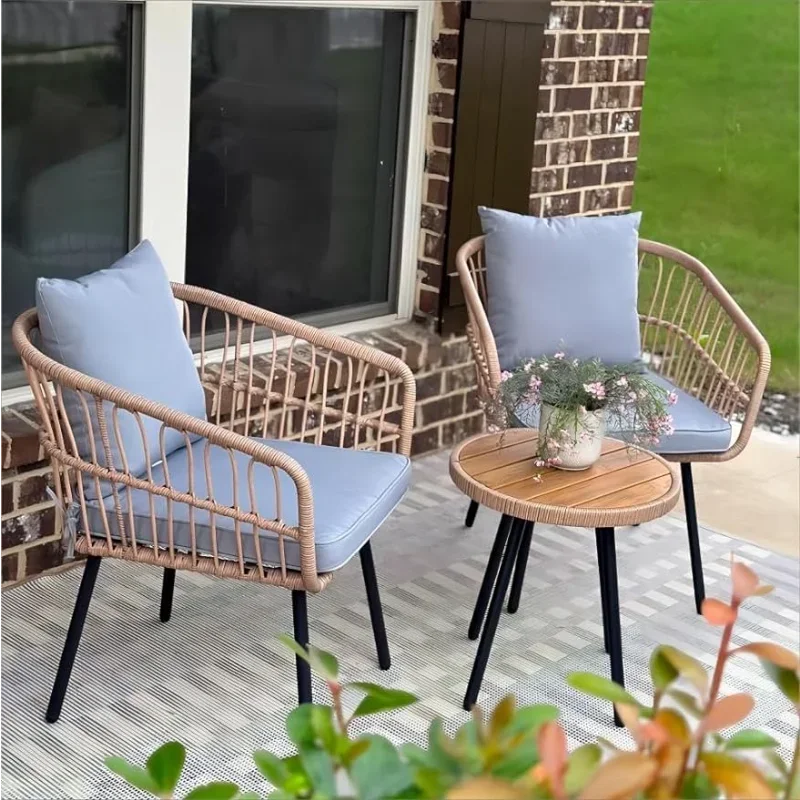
[106,561,799,800]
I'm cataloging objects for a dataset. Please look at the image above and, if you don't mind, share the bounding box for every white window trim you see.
[2,0,434,407]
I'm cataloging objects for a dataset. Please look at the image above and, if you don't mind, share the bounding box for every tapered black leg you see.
[160,568,176,623]
[468,515,512,640]
[595,530,610,654]
[507,521,534,613]
[292,591,312,705]
[464,518,524,710]
[597,528,624,727]
[359,542,390,670]
[46,556,102,723]
[464,500,480,528]
[681,463,705,614]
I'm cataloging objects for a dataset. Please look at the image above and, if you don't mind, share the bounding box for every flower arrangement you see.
[106,559,799,800]
[489,353,677,470]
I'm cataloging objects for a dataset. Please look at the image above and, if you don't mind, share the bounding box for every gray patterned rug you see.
[2,451,799,799]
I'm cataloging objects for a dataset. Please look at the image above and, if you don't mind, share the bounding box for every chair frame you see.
[12,283,416,719]
[455,235,770,614]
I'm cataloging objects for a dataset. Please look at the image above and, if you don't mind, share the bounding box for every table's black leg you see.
[463,518,524,710]
[468,514,512,640]
[597,527,624,727]
[507,521,534,613]
[595,529,610,654]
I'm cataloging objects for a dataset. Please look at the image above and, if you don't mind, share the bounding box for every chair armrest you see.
[638,240,771,459]
[173,284,416,457]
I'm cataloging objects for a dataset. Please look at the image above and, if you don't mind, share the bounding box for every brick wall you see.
[531,1,653,216]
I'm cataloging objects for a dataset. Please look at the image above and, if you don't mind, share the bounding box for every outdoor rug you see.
[2,450,798,798]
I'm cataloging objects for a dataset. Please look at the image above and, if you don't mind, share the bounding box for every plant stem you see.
[706,613,737,712]
[329,683,348,735]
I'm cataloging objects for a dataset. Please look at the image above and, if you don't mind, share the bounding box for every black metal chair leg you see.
[292,590,312,705]
[597,528,624,727]
[464,500,480,528]
[160,568,176,622]
[463,518,524,710]
[359,542,391,670]
[46,556,102,723]
[468,515,512,640]
[681,462,706,614]
[595,530,610,654]
[507,521,534,613]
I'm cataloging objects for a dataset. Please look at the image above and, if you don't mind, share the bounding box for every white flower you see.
[583,382,606,400]
[500,370,513,382]
[668,391,679,406]
[616,376,628,387]
[540,362,549,371]
[554,351,565,360]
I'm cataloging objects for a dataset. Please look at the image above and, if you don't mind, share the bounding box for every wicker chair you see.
[12,283,416,721]
[456,235,770,615]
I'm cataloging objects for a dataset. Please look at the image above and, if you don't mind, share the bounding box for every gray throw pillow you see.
[36,240,207,498]
[478,207,643,371]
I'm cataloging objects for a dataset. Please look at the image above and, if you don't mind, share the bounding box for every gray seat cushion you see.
[36,240,207,498]
[479,207,643,371]
[514,371,731,455]
[84,439,411,573]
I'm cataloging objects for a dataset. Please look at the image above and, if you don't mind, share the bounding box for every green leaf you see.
[146,741,186,795]
[299,748,336,799]
[253,751,289,787]
[278,633,311,664]
[348,735,413,800]
[564,743,602,795]
[234,793,261,800]
[764,750,789,777]
[505,704,559,737]
[724,730,779,750]
[490,738,539,781]
[286,704,321,748]
[184,782,240,800]
[310,705,338,751]
[650,646,679,690]
[349,682,418,717]
[566,672,640,706]
[307,646,339,681]
[760,659,800,704]
[104,757,160,796]
[424,720,463,777]
[660,646,708,694]
[680,771,721,799]
[668,689,703,717]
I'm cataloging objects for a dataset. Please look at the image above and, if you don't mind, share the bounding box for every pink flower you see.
[554,351,565,360]
[500,370,513,382]
[668,391,679,406]
[540,362,549,371]
[534,459,546,468]
[616,376,628,387]
[628,390,638,402]
[583,381,606,400]
[528,375,542,394]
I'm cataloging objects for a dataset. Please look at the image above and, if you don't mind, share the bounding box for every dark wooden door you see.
[440,0,551,333]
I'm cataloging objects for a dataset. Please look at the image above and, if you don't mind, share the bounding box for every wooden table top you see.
[450,429,681,528]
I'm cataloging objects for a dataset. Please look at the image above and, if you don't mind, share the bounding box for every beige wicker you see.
[456,235,770,463]
[12,284,416,593]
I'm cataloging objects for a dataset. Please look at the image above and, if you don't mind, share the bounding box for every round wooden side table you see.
[450,428,681,721]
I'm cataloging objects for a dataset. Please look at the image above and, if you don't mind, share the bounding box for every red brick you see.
[538,88,552,114]
[584,187,620,212]
[441,338,472,366]
[541,33,556,58]
[572,111,609,137]
[610,110,641,134]
[433,32,459,60]
[568,163,603,189]
[416,287,440,315]
[431,121,452,149]
[420,394,465,426]
[593,85,631,109]
[531,168,564,194]
[582,5,620,29]
[426,150,451,177]
[541,61,576,87]
[429,92,454,119]
[17,473,49,509]
[543,191,581,216]
[547,6,580,30]
[465,389,481,413]
[617,58,647,82]
[440,1,461,30]
[590,136,626,160]
[2,507,55,549]
[437,62,457,90]
[420,205,447,234]
[632,85,644,107]
[2,553,18,583]
[627,135,640,157]
[578,60,616,83]
[548,139,589,166]
[423,231,445,262]
[599,33,636,56]
[623,5,653,29]
[621,185,634,206]
[554,87,592,112]
[24,539,63,576]
[534,143,547,168]
[529,196,542,216]
[636,33,650,56]
[426,177,448,205]
[535,115,570,141]
[605,160,637,183]
[441,413,483,447]
[411,427,440,456]
[416,372,443,399]
[1,412,41,469]
[558,33,597,58]
[445,364,477,392]
[2,482,13,515]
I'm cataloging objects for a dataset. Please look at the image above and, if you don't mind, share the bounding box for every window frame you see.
[2,0,433,404]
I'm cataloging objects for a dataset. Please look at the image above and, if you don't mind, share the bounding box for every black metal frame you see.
[45,542,392,721]
[681,462,706,614]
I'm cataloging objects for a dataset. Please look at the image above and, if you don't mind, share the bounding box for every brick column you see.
[531,1,653,216]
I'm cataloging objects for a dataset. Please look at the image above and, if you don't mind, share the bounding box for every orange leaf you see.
[654,709,691,747]
[731,642,800,671]
[702,598,737,626]
[699,693,755,735]
[537,721,568,782]
[579,752,658,800]
[655,742,687,792]
[639,721,670,747]
[614,703,642,743]
[700,752,775,799]
[447,777,527,800]
[753,584,775,596]
[731,560,759,600]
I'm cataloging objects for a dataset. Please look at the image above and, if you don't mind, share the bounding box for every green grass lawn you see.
[635,0,799,391]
